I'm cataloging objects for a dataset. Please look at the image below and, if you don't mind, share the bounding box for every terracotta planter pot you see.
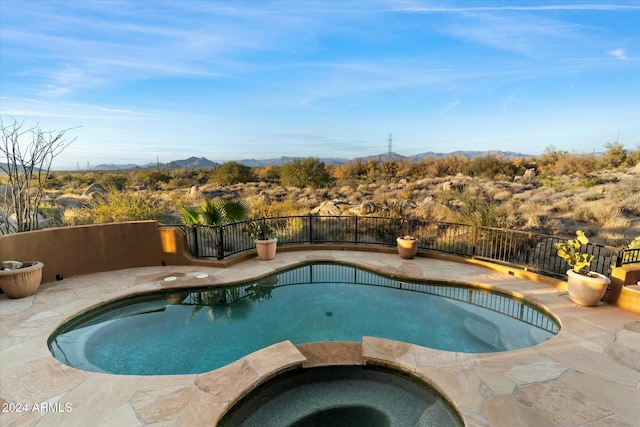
[397,237,418,259]
[566,269,610,307]
[255,238,277,261]
[0,261,44,299]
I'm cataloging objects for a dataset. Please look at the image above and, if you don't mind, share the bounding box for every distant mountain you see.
[167,156,219,169]
[91,151,532,171]
[409,150,531,161]
[93,156,219,171]
[237,156,350,167]
[356,150,531,163]
[91,163,143,171]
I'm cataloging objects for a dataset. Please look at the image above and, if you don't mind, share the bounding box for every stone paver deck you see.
[1,251,639,426]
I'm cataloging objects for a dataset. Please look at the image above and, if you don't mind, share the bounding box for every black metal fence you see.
[175,215,631,279]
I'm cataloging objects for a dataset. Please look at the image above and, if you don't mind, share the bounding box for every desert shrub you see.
[160,177,196,190]
[280,157,333,188]
[451,189,520,228]
[544,154,597,176]
[334,159,368,179]
[255,165,280,181]
[97,173,129,191]
[629,237,640,249]
[62,207,94,226]
[598,142,627,169]
[213,161,255,185]
[247,196,309,218]
[576,176,608,188]
[538,146,568,170]
[625,147,640,166]
[86,187,175,224]
[573,203,630,229]
[434,155,469,176]
[135,170,171,190]
[38,205,63,227]
[379,160,399,177]
[463,155,519,180]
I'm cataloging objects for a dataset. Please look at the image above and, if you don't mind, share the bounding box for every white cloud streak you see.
[607,48,628,60]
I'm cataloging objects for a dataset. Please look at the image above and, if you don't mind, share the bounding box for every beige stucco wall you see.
[607,264,640,313]
[0,221,196,284]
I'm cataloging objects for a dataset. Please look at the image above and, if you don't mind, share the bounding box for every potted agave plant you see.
[0,260,45,299]
[554,230,610,306]
[244,221,277,261]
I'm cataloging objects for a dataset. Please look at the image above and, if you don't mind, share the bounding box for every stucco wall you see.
[0,221,195,284]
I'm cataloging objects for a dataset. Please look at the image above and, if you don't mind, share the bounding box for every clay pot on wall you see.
[396,236,419,259]
[255,238,278,261]
[0,261,45,299]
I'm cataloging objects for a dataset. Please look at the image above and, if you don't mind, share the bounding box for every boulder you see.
[82,183,104,197]
[522,168,536,182]
[54,197,83,209]
[310,200,344,216]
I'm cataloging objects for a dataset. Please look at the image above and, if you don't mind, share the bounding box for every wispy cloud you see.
[439,101,461,114]
[607,48,628,60]
[395,4,640,13]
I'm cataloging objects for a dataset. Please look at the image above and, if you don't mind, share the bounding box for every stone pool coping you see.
[0,250,639,426]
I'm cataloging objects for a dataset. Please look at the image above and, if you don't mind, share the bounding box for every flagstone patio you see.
[1,251,639,426]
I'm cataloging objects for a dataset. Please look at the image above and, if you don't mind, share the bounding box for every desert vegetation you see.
[1,143,639,248]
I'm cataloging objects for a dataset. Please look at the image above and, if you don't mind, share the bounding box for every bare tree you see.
[0,118,77,234]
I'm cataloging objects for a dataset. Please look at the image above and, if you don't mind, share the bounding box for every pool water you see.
[49,262,559,375]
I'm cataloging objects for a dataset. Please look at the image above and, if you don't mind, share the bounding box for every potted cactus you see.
[0,260,45,298]
[554,231,610,306]
[244,221,277,260]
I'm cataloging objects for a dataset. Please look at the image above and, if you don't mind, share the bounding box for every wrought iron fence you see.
[621,248,640,265]
[174,215,626,278]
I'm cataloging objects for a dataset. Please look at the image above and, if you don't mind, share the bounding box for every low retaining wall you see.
[0,221,195,284]
[606,265,640,313]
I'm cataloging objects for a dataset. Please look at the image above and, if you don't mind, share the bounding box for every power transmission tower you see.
[388,134,393,160]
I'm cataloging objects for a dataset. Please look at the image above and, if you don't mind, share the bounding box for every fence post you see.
[216,226,224,260]
[354,215,359,244]
[471,225,478,257]
[524,233,532,268]
[192,225,199,258]
[308,214,313,244]
[616,248,624,267]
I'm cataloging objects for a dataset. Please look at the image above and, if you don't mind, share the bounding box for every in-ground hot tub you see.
[49,262,559,375]
[218,365,464,427]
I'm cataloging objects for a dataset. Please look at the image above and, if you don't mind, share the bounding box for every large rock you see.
[82,182,104,197]
[54,197,83,209]
[522,168,537,182]
[310,200,345,216]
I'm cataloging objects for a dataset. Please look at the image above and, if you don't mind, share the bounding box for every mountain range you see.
[90,151,531,171]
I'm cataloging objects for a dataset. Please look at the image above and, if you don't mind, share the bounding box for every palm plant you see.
[180,197,250,258]
[180,197,250,226]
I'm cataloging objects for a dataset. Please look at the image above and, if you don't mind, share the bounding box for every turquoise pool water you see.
[49,262,559,375]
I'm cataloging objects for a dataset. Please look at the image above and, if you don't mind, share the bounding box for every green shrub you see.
[213,161,255,185]
[280,157,333,188]
[86,187,174,223]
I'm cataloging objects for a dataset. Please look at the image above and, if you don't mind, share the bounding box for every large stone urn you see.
[0,261,44,299]
[566,269,610,307]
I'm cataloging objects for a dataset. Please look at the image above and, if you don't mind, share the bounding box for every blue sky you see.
[1,1,639,170]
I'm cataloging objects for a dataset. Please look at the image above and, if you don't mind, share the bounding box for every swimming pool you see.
[49,262,559,375]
